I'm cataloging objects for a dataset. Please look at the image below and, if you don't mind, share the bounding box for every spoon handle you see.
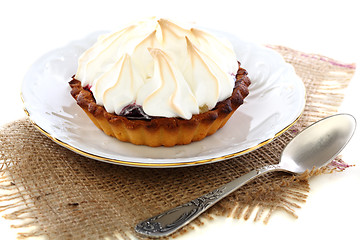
[135,164,281,237]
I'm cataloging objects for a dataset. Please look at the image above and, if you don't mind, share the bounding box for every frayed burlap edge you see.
[0,147,352,240]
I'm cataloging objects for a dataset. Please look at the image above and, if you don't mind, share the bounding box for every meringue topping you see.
[137,48,198,119]
[75,17,238,119]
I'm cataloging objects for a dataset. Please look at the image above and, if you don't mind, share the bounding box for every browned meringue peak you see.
[184,36,235,109]
[91,53,144,115]
[137,48,198,119]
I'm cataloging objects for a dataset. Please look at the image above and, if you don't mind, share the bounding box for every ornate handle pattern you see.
[135,187,226,237]
[135,164,282,237]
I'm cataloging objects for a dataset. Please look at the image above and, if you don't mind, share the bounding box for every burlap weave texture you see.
[0,46,356,239]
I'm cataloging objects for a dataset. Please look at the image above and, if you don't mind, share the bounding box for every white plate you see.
[21,30,305,168]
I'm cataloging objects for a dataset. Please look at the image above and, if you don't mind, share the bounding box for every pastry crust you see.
[69,62,250,147]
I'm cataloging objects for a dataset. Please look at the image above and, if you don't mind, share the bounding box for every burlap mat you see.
[0,46,356,239]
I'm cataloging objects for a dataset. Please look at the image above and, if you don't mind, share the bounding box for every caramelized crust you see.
[69,62,251,147]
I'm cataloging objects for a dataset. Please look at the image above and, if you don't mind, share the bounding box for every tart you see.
[69,64,250,147]
[69,18,251,147]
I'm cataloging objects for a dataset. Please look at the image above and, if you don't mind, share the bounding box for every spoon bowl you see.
[279,113,356,174]
[135,113,356,238]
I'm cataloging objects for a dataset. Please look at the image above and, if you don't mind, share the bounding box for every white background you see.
[1,0,359,239]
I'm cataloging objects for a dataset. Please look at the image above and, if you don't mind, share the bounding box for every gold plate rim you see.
[22,95,304,168]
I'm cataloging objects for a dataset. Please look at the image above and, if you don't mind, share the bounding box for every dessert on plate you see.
[69,17,251,147]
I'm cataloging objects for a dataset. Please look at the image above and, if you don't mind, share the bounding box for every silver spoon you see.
[135,113,356,238]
